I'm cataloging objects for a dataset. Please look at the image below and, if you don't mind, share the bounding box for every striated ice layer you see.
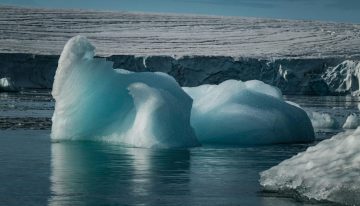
[2,6,360,59]
[183,80,314,145]
[260,127,360,206]
[51,36,199,148]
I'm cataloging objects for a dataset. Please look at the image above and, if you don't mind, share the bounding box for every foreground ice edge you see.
[51,36,314,148]
[260,127,360,206]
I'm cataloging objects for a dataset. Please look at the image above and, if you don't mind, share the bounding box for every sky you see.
[1,0,360,23]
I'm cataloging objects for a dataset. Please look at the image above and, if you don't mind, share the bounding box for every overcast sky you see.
[1,0,360,23]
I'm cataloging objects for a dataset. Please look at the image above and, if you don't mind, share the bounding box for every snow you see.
[1,6,360,59]
[307,111,339,129]
[51,36,199,148]
[183,80,314,145]
[260,127,360,206]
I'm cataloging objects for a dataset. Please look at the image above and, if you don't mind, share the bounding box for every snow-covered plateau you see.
[1,6,360,95]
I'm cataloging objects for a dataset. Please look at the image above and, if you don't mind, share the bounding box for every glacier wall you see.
[2,53,359,95]
[51,35,314,147]
[2,6,360,58]
[0,53,359,95]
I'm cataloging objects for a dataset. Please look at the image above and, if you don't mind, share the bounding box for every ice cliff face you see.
[0,53,359,96]
[51,36,200,148]
[2,53,359,95]
[323,60,360,96]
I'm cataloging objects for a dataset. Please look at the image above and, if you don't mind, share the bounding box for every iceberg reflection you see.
[49,142,191,205]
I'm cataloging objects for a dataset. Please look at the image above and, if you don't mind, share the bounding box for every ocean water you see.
[0,91,359,206]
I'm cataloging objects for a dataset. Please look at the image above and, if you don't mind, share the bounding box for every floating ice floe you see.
[307,111,339,129]
[51,36,314,148]
[260,127,360,206]
[0,77,17,92]
[51,36,199,148]
[343,113,360,129]
[183,80,314,145]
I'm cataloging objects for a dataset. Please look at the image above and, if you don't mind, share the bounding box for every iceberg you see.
[342,104,360,129]
[307,111,339,129]
[51,36,199,148]
[0,77,17,92]
[323,60,360,96]
[52,36,314,147]
[183,80,314,145]
[343,113,360,129]
[260,127,360,206]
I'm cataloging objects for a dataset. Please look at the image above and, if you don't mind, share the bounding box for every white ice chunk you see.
[343,113,360,129]
[51,36,199,148]
[0,77,16,92]
[260,127,360,206]
[183,80,314,145]
[307,111,339,129]
[323,60,360,96]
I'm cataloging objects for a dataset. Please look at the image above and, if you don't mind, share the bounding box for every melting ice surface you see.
[260,127,360,206]
[51,36,314,148]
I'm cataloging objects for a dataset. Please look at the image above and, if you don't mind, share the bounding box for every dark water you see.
[1,91,359,206]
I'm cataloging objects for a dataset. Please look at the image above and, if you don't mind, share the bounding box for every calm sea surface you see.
[0,91,359,206]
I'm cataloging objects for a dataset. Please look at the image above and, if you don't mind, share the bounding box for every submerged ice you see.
[183,80,314,145]
[260,127,360,206]
[52,36,315,147]
[51,36,199,148]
